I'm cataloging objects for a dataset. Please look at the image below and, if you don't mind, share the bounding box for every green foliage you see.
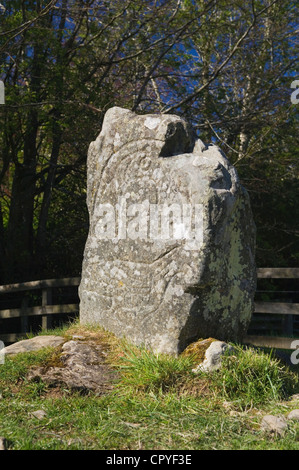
[206,345,299,409]
[114,340,299,410]
[116,342,196,394]
[0,0,297,282]
[0,347,56,399]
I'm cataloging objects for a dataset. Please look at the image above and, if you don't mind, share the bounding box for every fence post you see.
[42,287,52,331]
[20,296,29,333]
[283,314,294,337]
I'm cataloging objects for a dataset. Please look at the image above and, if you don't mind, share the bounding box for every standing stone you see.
[79,107,256,355]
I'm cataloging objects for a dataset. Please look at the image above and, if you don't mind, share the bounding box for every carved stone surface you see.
[79,107,256,355]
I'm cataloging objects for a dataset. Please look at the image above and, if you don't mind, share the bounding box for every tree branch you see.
[163,0,279,113]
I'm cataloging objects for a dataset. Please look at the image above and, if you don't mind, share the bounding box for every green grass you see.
[207,344,298,408]
[116,342,196,394]
[0,322,299,450]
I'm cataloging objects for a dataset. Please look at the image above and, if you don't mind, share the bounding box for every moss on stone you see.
[181,337,218,363]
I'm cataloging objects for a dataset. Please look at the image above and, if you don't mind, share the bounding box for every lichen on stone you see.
[181,337,217,363]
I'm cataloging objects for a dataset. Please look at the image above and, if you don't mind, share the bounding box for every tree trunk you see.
[36,117,62,259]
[6,110,38,281]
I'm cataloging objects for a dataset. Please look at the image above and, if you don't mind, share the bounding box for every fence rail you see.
[256,267,299,279]
[244,267,299,350]
[0,269,298,349]
[0,277,80,343]
[0,277,81,293]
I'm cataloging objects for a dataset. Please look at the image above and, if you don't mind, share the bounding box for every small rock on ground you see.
[290,394,299,402]
[287,409,299,421]
[0,437,7,450]
[192,341,233,373]
[261,415,288,435]
[2,336,65,356]
[31,410,47,420]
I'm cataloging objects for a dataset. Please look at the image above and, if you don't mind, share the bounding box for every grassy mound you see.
[0,321,298,450]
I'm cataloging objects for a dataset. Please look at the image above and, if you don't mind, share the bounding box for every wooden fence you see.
[0,277,80,344]
[244,268,299,350]
[0,268,298,349]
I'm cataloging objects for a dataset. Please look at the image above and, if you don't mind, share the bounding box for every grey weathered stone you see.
[192,340,233,373]
[287,409,299,421]
[79,107,256,355]
[2,335,65,356]
[28,340,117,394]
[0,437,7,450]
[261,415,288,435]
[31,410,47,420]
[289,394,299,402]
